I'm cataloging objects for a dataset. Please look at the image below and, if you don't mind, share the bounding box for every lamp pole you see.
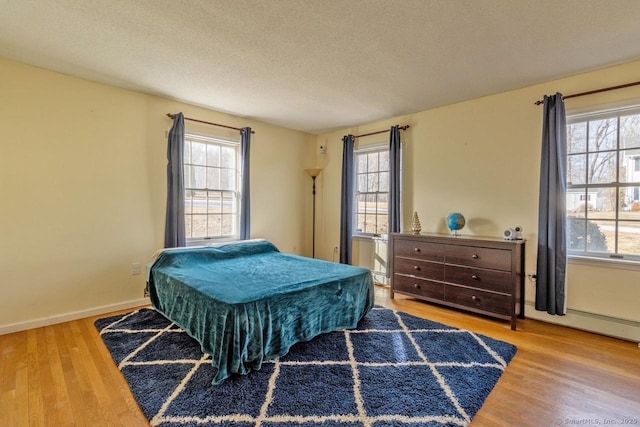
[305,168,322,258]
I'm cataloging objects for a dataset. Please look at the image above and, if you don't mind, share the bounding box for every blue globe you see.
[447,212,466,233]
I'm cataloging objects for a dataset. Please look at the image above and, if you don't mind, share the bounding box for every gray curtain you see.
[536,93,567,315]
[388,125,402,234]
[339,135,355,264]
[387,125,402,277]
[164,113,186,248]
[240,127,252,240]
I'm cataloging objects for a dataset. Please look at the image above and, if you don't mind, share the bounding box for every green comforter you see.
[149,240,374,384]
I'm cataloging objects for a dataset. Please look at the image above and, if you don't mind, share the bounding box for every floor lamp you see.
[305,168,322,258]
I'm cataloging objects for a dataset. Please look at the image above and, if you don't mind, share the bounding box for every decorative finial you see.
[411,211,422,235]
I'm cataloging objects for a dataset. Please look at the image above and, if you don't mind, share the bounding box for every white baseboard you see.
[0,298,151,336]
[525,301,640,343]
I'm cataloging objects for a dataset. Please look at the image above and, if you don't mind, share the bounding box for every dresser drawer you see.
[444,286,511,316]
[393,275,444,300]
[394,239,444,262]
[444,245,511,271]
[394,257,444,281]
[444,265,512,294]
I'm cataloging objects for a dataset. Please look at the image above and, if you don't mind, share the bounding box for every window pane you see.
[567,154,586,185]
[191,142,206,165]
[367,152,379,172]
[367,173,378,192]
[586,220,612,253]
[567,190,587,218]
[376,214,388,234]
[567,122,586,153]
[184,165,194,188]
[206,167,220,189]
[620,113,640,149]
[587,187,617,219]
[356,214,366,233]
[184,140,192,164]
[357,174,367,192]
[221,146,235,168]
[184,192,193,215]
[185,215,192,238]
[357,153,367,174]
[191,214,206,238]
[207,214,221,237]
[207,144,220,167]
[365,215,377,234]
[587,151,616,184]
[223,192,237,214]
[365,193,376,207]
[192,190,207,214]
[356,194,367,215]
[588,118,617,152]
[379,171,389,192]
[621,186,640,218]
[620,149,640,183]
[567,217,586,252]
[193,166,206,188]
[379,151,389,171]
[221,214,234,235]
[618,221,640,256]
[220,168,235,191]
[376,194,388,234]
[207,192,221,214]
[378,192,388,211]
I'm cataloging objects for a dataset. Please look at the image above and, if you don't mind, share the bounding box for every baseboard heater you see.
[525,301,640,343]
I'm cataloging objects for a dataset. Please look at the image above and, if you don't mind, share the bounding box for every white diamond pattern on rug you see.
[96,306,517,427]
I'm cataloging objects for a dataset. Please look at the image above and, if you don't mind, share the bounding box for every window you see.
[566,105,640,260]
[183,132,240,242]
[354,145,390,236]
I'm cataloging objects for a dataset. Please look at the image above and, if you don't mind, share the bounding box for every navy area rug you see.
[95,306,517,427]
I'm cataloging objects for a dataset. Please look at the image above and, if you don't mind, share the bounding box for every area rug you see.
[95,306,517,427]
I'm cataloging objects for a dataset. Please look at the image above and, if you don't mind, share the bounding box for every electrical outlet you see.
[132,262,141,275]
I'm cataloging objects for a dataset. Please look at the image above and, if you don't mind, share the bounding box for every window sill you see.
[186,237,240,247]
[353,234,389,242]
[568,255,640,271]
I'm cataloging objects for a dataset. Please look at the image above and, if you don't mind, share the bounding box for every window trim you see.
[566,102,640,263]
[183,131,241,245]
[352,142,396,238]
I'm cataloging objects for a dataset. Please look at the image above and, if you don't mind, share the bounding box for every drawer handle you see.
[413,283,421,289]
[414,265,421,270]
[414,247,421,252]
[471,275,479,280]
[471,295,478,301]
[472,254,479,259]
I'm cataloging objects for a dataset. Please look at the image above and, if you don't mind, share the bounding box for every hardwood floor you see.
[1,285,639,426]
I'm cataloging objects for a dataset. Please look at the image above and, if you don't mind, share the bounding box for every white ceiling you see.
[2,0,640,135]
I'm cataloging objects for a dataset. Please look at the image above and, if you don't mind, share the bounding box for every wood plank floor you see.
[1,285,639,426]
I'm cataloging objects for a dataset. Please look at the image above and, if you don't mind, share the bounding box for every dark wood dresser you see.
[389,233,525,330]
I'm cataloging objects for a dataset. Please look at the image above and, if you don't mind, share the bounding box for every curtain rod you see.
[166,113,255,134]
[534,80,640,105]
[352,125,410,139]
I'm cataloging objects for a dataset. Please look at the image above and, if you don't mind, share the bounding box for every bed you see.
[148,239,374,384]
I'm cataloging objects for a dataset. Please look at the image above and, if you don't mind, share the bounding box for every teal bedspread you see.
[148,240,374,384]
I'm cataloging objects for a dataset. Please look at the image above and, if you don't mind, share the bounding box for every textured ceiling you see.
[2,0,640,134]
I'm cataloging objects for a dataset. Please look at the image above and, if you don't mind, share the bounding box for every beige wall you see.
[315,60,640,330]
[0,58,315,329]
